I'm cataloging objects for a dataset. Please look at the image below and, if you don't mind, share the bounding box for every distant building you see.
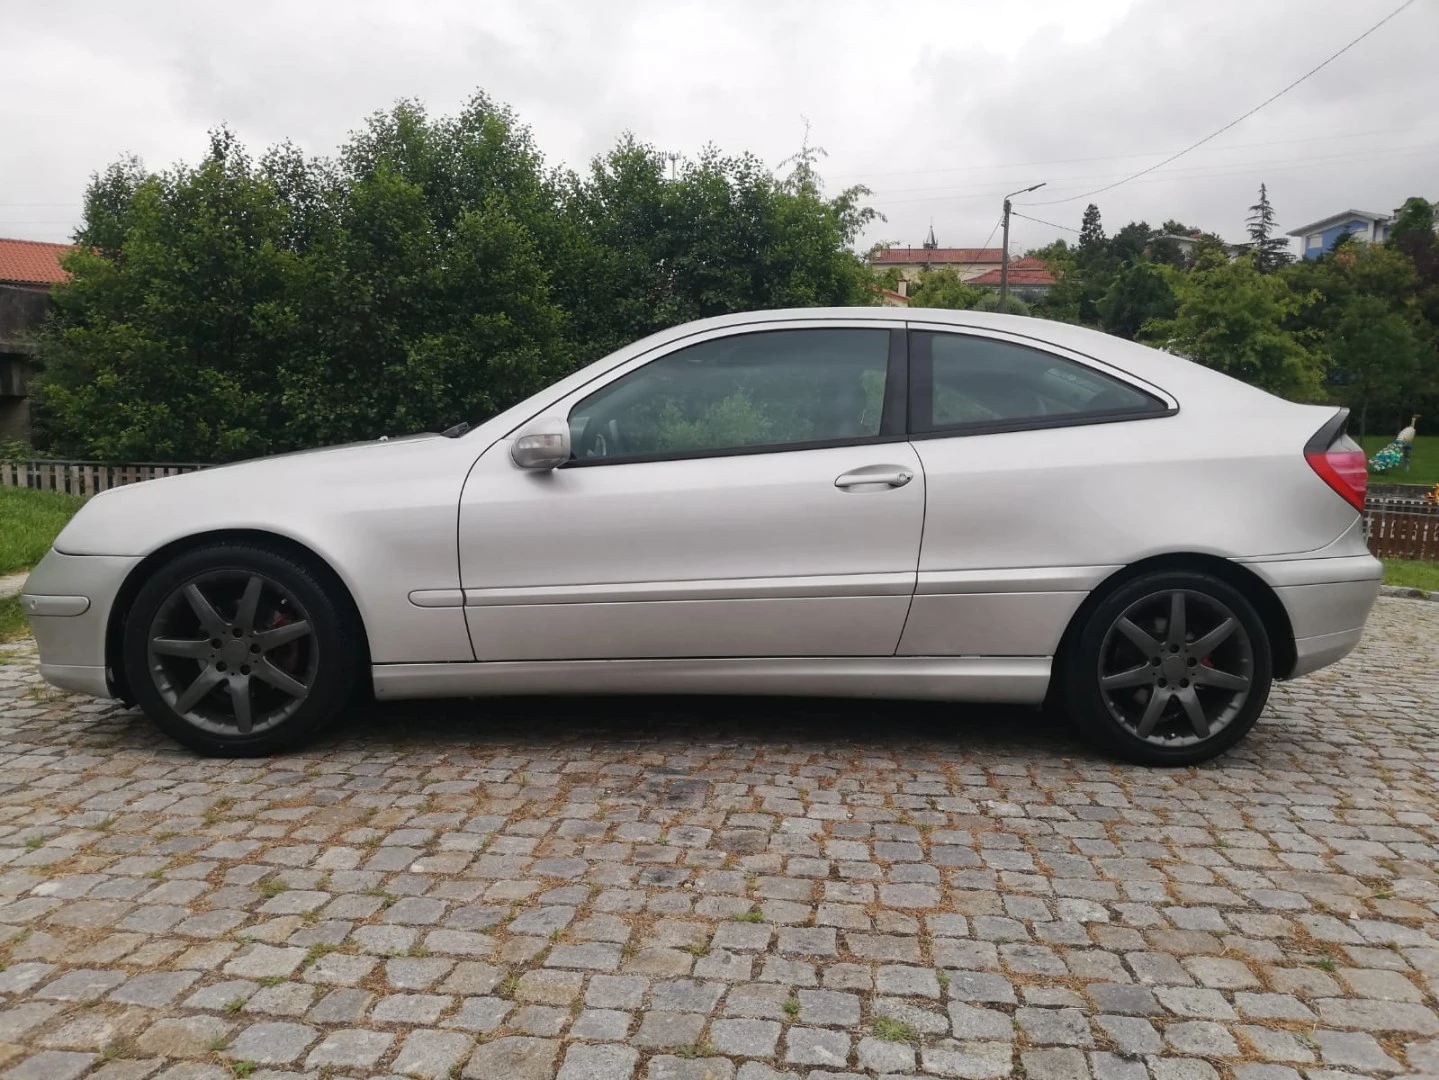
[1287,209,1394,260]
[868,228,1054,299]
[0,238,73,440]
[965,257,1056,301]
[1151,233,1249,264]
[868,227,1005,294]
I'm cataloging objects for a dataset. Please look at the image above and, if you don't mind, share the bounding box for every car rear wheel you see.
[1063,570,1272,765]
[122,543,359,756]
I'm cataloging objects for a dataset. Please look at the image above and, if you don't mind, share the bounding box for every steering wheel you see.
[575,415,615,458]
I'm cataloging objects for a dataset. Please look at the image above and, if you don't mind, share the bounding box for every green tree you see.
[1143,251,1322,400]
[1245,183,1293,273]
[1279,236,1436,431]
[1078,204,1105,255]
[34,94,882,461]
[1075,204,1113,324]
[34,129,302,460]
[1389,196,1436,252]
[1109,221,1154,265]
[280,95,575,446]
[1388,196,1439,331]
[565,134,879,351]
[1026,240,1080,323]
[972,292,1031,315]
[1097,260,1177,340]
[1325,294,1425,439]
[906,267,982,310]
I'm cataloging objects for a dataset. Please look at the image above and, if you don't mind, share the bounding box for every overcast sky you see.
[3,0,1435,257]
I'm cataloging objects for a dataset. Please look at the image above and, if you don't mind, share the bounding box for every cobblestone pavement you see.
[0,597,1437,1080]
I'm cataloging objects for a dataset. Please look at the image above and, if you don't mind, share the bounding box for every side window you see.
[911,331,1165,435]
[568,328,893,463]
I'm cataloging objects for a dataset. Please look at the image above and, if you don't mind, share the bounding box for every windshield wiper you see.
[440,421,470,438]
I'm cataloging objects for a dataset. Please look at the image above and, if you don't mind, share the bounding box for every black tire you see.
[122,542,360,756]
[1061,569,1272,766]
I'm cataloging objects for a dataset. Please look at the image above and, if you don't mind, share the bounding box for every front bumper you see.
[1240,552,1383,678]
[21,550,141,698]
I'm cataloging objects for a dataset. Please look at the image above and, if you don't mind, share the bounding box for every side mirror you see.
[510,417,572,470]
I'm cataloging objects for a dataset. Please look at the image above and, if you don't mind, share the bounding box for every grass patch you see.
[872,1015,920,1043]
[0,487,84,576]
[1362,433,1439,487]
[0,487,85,644]
[673,1043,718,1060]
[1383,558,1439,594]
[0,596,27,644]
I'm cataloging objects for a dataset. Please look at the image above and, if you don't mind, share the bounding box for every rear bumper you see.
[21,550,140,700]
[1240,552,1382,678]
[1289,627,1366,679]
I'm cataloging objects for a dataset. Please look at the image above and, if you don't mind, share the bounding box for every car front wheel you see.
[1064,570,1273,765]
[122,542,359,756]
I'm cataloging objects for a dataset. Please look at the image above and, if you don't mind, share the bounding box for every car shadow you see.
[312,692,1102,763]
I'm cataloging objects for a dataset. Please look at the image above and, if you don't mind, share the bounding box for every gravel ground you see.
[0,596,1435,1080]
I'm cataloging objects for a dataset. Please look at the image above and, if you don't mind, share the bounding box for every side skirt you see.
[371,655,1051,704]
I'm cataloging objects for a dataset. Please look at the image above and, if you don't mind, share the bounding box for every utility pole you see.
[999,182,1046,310]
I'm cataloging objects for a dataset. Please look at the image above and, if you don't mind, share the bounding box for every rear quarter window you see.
[912,331,1168,435]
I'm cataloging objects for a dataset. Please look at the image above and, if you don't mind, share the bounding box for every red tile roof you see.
[0,238,75,286]
[968,264,1057,286]
[870,247,1004,265]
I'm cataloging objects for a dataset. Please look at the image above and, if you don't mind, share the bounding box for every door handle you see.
[834,465,915,489]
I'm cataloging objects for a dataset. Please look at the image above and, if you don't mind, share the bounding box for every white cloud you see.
[1,0,1433,256]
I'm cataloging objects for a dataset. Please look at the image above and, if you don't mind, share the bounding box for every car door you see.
[457,321,926,661]
[896,324,1176,659]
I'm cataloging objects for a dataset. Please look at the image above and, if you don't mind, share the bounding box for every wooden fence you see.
[0,459,205,496]
[1364,497,1439,561]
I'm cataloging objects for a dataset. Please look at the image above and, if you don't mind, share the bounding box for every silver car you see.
[22,308,1380,764]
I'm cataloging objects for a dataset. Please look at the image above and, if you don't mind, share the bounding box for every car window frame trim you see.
[559,325,909,470]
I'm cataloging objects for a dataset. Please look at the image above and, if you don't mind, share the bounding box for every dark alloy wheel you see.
[123,544,359,755]
[1065,570,1273,765]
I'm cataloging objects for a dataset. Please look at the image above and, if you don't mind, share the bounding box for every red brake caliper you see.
[264,609,303,674]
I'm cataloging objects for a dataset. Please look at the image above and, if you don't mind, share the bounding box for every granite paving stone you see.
[0,599,1433,1080]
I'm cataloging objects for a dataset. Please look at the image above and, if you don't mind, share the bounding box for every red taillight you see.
[1306,446,1367,512]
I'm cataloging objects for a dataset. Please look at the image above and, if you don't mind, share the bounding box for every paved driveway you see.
[0,597,1437,1080]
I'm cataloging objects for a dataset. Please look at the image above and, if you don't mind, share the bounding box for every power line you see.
[1011,212,1079,234]
[874,140,1439,200]
[960,217,1005,275]
[874,142,1439,207]
[827,126,1439,183]
[1021,0,1421,207]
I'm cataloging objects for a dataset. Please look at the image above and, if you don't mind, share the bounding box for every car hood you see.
[52,432,457,558]
[200,433,442,471]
